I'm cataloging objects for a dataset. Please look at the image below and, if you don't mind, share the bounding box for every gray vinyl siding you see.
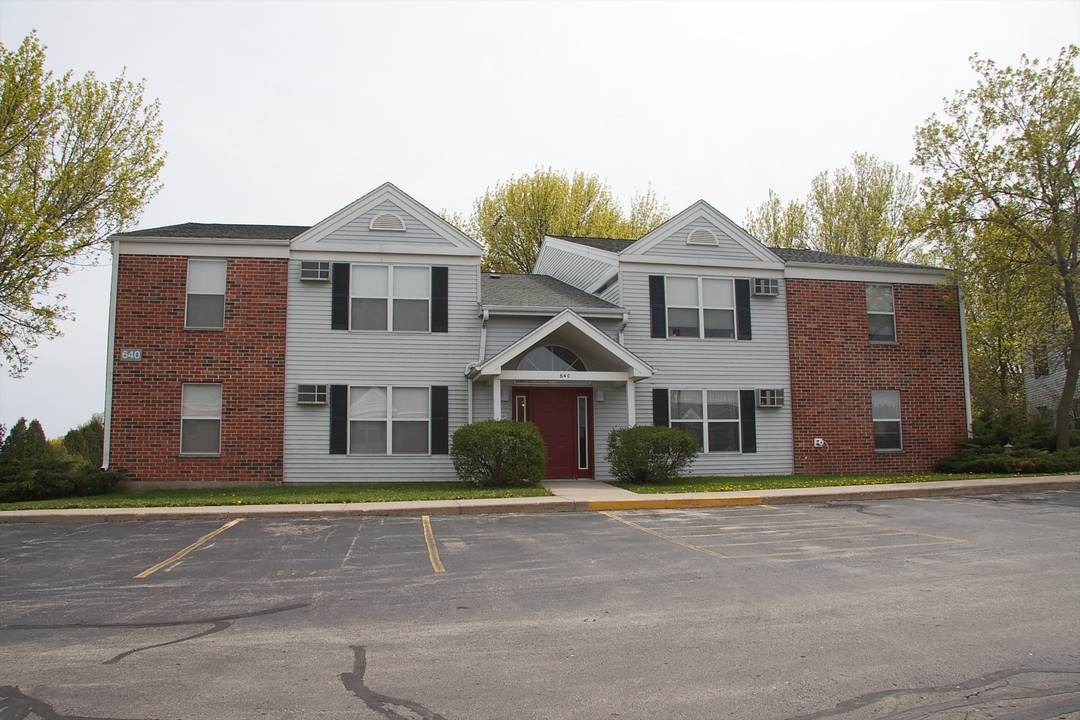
[534,243,619,296]
[620,269,794,475]
[322,200,459,247]
[645,217,763,262]
[483,316,621,362]
[284,259,480,482]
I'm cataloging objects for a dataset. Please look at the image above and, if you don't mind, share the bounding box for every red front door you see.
[514,387,593,479]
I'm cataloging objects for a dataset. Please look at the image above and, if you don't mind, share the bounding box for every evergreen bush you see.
[450,420,547,487]
[606,425,697,484]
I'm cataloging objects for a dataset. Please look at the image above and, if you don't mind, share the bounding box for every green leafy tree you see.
[745,153,921,261]
[0,32,165,376]
[454,168,670,273]
[63,413,104,469]
[913,45,1080,450]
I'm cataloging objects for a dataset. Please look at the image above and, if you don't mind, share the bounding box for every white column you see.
[626,379,637,426]
[492,376,502,420]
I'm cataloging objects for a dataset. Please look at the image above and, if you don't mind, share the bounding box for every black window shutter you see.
[735,279,752,340]
[652,388,669,426]
[329,385,348,454]
[331,263,350,330]
[431,267,449,333]
[740,389,757,454]
[431,386,449,454]
[649,276,667,338]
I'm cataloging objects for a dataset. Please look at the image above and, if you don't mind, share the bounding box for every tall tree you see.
[744,153,920,261]
[456,168,670,273]
[913,45,1080,450]
[0,32,165,376]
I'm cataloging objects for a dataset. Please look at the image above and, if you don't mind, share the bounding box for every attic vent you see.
[757,389,785,408]
[370,213,406,232]
[687,228,718,246]
[753,277,779,296]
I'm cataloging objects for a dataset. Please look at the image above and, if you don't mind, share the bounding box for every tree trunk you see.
[1056,282,1080,451]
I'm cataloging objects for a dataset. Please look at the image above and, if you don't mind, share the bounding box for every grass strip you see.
[0,482,552,511]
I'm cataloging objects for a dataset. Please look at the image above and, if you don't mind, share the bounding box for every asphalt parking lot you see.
[2,491,1079,719]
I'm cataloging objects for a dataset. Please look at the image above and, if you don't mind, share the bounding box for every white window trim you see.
[349,264,431,333]
[867,284,897,344]
[180,383,222,456]
[347,385,431,456]
[665,276,736,339]
[185,259,227,330]
[669,389,742,454]
[872,389,903,452]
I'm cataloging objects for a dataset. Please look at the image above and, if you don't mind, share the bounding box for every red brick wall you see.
[786,279,968,474]
[109,255,287,483]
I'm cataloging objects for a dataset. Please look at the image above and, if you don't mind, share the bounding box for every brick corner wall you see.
[787,278,967,474]
[108,254,288,483]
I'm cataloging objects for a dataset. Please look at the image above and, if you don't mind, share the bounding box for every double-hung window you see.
[180,383,222,455]
[350,265,430,331]
[867,285,896,342]
[185,259,226,329]
[670,389,741,452]
[348,386,429,454]
[666,277,736,338]
[872,390,902,451]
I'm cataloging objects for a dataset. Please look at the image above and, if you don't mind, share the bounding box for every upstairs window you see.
[186,259,226,329]
[516,346,587,372]
[666,277,736,339]
[872,390,902,451]
[867,285,896,342]
[350,265,430,332]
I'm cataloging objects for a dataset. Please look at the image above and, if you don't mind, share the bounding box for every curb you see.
[0,477,1077,523]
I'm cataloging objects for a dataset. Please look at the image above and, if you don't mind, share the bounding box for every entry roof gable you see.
[290,182,482,256]
[472,309,654,380]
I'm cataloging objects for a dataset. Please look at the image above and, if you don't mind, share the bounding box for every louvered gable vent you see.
[369,212,406,232]
[687,228,718,246]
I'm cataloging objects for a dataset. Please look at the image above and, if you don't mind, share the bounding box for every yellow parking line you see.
[601,512,731,560]
[134,519,244,579]
[421,515,445,574]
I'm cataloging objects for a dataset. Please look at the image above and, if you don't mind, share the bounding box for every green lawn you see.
[0,482,552,511]
[618,472,1029,494]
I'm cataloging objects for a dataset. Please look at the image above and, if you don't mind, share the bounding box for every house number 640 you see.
[559,372,572,379]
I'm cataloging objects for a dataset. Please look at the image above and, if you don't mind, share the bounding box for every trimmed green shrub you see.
[606,425,697,484]
[934,409,1080,473]
[451,420,547,487]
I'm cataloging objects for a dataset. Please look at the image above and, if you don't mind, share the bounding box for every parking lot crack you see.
[339,645,449,720]
[0,685,156,720]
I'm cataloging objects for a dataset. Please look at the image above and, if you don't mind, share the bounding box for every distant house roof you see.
[769,247,942,270]
[114,223,310,241]
[548,235,636,253]
[481,273,621,310]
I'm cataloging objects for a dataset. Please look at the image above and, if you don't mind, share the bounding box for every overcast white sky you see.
[1,0,1078,438]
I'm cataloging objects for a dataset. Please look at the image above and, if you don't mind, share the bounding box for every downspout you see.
[101,240,120,469]
[958,286,973,438]
[466,308,489,423]
[617,311,629,345]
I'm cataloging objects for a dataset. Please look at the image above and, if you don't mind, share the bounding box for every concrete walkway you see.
[0,475,1077,523]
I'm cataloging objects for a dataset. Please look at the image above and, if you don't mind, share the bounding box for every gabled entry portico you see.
[467,309,654,478]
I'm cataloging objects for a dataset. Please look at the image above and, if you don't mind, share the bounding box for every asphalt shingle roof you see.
[115,223,310,240]
[481,274,620,310]
[768,247,940,270]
